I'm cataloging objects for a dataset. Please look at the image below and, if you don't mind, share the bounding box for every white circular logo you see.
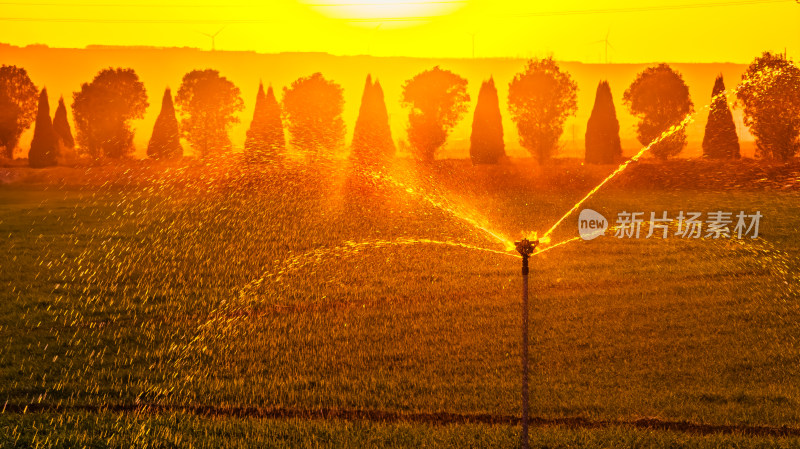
[579,209,608,241]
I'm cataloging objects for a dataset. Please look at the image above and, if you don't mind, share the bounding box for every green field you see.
[1,159,800,447]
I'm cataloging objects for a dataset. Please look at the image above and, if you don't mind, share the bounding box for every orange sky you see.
[1,0,798,62]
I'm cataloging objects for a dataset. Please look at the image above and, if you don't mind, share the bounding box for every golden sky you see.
[1,0,798,62]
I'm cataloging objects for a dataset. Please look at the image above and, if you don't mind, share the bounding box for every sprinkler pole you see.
[515,238,537,449]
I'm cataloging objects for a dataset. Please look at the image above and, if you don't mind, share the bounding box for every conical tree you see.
[585,81,622,164]
[351,74,374,156]
[371,80,395,159]
[470,77,505,164]
[147,88,182,159]
[702,75,740,159]
[52,96,74,150]
[28,88,58,168]
[351,75,395,165]
[245,83,285,162]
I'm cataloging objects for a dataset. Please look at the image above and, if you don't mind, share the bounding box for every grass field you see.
[1,158,800,447]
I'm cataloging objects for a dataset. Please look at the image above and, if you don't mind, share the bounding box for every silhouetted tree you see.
[585,81,622,164]
[371,81,394,158]
[0,65,38,159]
[28,88,58,168]
[147,88,183,159]
[53,96,75,151]
[244,83,285,162]
[0,96,21,159]
[401,66,469,162]
[623,64,693,160]
[470,77,505,164]
[736,52,800,161]
[282,73,345,159]
[351,75,395,166]
[508,57,578,164]
[702,75,740,159]
[352,74,373,156]
[176,69,243,158]
[72,68,148,159]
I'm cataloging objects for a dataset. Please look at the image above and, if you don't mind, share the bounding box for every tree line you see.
[0,51,798,169]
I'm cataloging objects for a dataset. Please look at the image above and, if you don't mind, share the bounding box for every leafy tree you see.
[28,88,58,168]
[244,83,285,162]
[147,88,183,159]
[736,52,800,161]
[508,57,578,164]
[585,81,622,164]
[176,69,243,158]
[351,75,395,166]
[702,75,740,159]
[53,96,75,151]
[623,64,693,160]
[0,65,38,159]
[72,67,148,159]
[401,66,469,162]
[469,77,505,165]
[282,72,345,159]
[0,96,21,159]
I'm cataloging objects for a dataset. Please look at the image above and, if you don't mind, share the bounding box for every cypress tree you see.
[371,80,395,160]
[28,88,58,168]
[585,81,622,164]
[702,75,740,159]
[147,88,182,159]
[351,75,395,165]
[52,96,74,150]
[244,83,284,162]
[470,77,505,164]
[352,74,374,159]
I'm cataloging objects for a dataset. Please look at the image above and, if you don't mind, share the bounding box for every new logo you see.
[579,209,607,241]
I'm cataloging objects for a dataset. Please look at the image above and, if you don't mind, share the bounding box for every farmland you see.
[1,158,800,447]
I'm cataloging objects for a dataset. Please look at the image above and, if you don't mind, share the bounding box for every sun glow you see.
[302,0,467,25]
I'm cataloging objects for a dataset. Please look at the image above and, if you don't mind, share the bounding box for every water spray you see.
[540,64,789,241]
[514,237,538,449]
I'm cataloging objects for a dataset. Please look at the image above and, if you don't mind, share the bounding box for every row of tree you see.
[1,51,798,168]
[583,53,799,163]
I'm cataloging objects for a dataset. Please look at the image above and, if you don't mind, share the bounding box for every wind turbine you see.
[465,29,479,59]
[198,26,226,51]
[590,28,615,64]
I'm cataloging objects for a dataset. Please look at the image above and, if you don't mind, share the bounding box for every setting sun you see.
[302,0,467,24]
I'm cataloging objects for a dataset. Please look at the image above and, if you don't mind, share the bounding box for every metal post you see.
[521,253,530,449]
[515,238,537,449]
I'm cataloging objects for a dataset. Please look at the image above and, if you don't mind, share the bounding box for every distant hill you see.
[0,43,754,160]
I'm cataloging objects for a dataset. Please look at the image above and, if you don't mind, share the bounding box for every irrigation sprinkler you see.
[515,237,538,449]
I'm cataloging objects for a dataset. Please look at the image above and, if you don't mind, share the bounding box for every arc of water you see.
[365,169,515,249]
[238,237,520,298]
[540,66,788,241]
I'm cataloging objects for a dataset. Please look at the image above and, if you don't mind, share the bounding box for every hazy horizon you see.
[3,42,772,66]
[0,0,798,64]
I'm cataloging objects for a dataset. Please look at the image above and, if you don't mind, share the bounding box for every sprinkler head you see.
[515,238,538,258]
